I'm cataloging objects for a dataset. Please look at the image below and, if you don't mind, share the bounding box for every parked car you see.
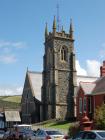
[3,129,28,140]
[12,124,32,139]
[0,130,5,139]
[25,129,36,140]
[13,124,32,130]
[70,130,105,140]
[3,130,11,140]
[35,129,69,140]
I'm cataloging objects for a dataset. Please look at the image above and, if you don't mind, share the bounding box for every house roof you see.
[77,75,98,86]
[79,82,96,95]
[77,76,105,96]
[92,76,105,95]
[27,71,42,101]
[5,111,21,122]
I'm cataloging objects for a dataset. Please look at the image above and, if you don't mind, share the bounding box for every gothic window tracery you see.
[60,46,68,62]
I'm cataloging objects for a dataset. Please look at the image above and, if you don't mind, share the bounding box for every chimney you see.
[100,61,105,77]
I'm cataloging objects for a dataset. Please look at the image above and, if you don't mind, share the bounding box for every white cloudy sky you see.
[0,86,23,96]
[76,60,101,77]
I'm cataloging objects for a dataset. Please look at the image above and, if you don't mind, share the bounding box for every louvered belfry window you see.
[61,46,67,61]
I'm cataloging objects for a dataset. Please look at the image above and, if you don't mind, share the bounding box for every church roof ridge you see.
[80,81,96,84]
[27,71,99,79]
[77,75,99,78]
[27,71,42,74]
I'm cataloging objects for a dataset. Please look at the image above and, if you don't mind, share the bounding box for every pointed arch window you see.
[60,46,67,61]
[83,97,87,112]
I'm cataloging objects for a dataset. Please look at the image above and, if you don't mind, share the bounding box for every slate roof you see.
[77,75,98,86]
[79,82,96,95]
[26,71,98,100]
[78,76,105,96]
[92,76,105,95]
[27,71,42,101]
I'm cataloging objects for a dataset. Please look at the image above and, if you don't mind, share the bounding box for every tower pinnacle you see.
[69,18,74,40]
[53,16,56,33]
[45,22,48,39]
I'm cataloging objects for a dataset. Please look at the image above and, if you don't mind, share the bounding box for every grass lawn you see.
[0,95,21,109]
[43,121,71,129]
[32,120,77,135]
[33,119,72,130]
[1,95,21,103]
[33,120,79,136]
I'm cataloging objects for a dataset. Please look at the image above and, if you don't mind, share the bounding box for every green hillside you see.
[0,95,22,109]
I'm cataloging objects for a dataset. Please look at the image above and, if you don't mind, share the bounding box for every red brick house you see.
[76,61,105,121]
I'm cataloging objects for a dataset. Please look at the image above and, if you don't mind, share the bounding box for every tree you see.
[94,104,105,129]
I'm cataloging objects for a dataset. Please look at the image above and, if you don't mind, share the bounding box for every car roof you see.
[37,129,63,134]
[90,130,105,132]
[13,124,32,127]
[79,130,105,133]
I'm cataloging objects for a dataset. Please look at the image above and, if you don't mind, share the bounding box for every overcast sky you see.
[0,0,105,95]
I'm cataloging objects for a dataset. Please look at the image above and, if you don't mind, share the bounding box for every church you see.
[21,17,97,124]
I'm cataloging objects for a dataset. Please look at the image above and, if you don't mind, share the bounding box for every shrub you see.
[68,122,80,138]
[94,104,105,130]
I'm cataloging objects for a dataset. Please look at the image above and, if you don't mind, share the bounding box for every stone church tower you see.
[41,17,77,121]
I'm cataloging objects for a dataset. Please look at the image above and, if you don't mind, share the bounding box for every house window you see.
[79,98,82,113]
[60,46,67,61]
[104,96,105,104]
[84,97,87,112]
[88,97,92,113]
